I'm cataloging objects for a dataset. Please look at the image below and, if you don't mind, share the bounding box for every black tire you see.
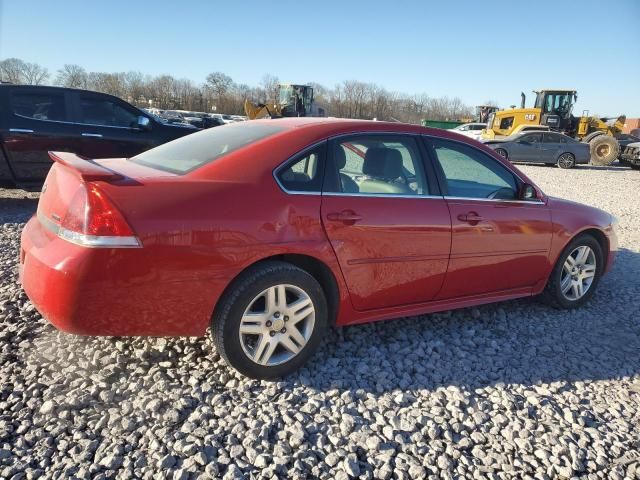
[495,148,508,159]
[541,234,604,309]
[588,135,620,166]
[632,165,640,171]
[556,152,575,169]
[583,131,604,143]
[212,261,328,379]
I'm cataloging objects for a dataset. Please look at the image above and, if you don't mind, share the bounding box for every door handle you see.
[9,128,34,134]
[458,212,484,224]
[81,133,103,138]
[327,210,362,224]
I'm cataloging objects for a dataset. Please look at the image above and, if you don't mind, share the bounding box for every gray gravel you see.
[1,164,639,479]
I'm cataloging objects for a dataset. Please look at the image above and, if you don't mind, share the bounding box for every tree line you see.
[0,57,475,123]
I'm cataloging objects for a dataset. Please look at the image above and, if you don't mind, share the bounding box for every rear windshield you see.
[131,122,285,174]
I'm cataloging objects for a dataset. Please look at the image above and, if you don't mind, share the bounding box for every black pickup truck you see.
[0,84,197,187]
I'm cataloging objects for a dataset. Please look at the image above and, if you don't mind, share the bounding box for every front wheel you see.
[541,234,604,309]
[212,261,328,379]
[557,152,576,169]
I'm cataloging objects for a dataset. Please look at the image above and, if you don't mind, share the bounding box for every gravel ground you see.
[1,164,639,480]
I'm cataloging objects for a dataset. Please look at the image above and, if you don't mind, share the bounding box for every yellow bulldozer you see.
[481,90,625,165]
[244,84,326,120]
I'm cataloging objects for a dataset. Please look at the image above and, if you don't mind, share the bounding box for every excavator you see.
[244,84,326,120]
[481,89,625,165]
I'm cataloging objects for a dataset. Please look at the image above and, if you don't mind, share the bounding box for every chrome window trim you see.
[444,196,545,205]
[13,112,145,131]
[323,192,443,199]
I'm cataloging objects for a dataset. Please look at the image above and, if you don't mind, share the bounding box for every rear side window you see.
[131,123,285,174]
[277,147,324,192]
[11,92,67,121]
[78,96,139,128]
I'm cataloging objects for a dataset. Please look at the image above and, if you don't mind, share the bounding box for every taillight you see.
[51,184,140,248]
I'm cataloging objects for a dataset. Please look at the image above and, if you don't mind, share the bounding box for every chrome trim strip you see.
[38,211,142,248]
[81,133,103,138]
[9,128,34,134]
[444,196,545,205]
[14,113,143,131]
[323,192,443,199]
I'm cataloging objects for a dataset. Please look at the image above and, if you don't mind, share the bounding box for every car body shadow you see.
[295,247,639,393]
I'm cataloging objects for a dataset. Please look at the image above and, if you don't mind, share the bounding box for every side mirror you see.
[520,183,538,201]
[137,115,151,131]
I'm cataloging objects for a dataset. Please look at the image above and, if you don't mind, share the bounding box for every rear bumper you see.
[20,216,219,336]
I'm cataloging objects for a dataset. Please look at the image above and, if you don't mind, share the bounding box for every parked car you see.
[486,131,590,168]
[0,85,197,187]
[451,122,486,140]
[619,141,640,169]
[20,119,617,378]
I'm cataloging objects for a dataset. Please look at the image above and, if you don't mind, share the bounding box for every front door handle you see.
[9,128,34,134]
[81,133,103,138]
[327,210,362,225]
[458,212,484,224]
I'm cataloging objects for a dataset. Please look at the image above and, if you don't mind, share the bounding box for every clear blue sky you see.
[1,0,639,116]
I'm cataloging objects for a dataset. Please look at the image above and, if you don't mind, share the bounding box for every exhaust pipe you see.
[520,92,526,109]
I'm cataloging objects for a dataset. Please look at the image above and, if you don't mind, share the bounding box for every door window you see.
[325,136,428,195]
[78,96,139,128]
[11,92,67,121]
[520,133,543,144]
[543,133,567,144]
[276,148,323,192]
[429,138,518,200]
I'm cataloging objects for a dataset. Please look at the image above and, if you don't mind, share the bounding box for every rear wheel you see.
[542,234,604,309]
[588,135,620,166]
[495,148,508,159]
[212,261,328,379]
[557,152,575,169]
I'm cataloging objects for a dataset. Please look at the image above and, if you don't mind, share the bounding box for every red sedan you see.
[20,119,617,378]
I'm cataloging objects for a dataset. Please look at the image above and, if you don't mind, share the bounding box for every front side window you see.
[78,96,139,128]
[429,138,518,200]
[277,148,323,192]
[11,92,67,122]
[325,135,427,196]
[132,122,285,174]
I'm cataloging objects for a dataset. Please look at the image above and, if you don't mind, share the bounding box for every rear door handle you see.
[9,128,34,134]
[81,133,103,138]
[327,210,362,224]
[458,212,484,224]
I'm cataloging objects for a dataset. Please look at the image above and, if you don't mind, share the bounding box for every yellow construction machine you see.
[244,84,326,120]
[481,90,625,165]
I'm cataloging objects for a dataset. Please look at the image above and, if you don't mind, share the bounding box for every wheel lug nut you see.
[266,321,272,327]
[281,328,286,333]
[270,331,276,337]
[284,316,289,321]
[274,312,280,318]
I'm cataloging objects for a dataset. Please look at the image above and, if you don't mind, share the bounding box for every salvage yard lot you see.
[0,164,639,479]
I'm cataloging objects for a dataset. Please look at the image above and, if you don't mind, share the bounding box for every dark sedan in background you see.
[485,132,590,169]
[0,84,197,187]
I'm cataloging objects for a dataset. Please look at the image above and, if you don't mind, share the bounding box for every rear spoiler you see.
[48,151,124,182]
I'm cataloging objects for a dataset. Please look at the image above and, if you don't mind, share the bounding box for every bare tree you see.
[259,74,279,105]
[55,64,88,88]
[22,62,49,85]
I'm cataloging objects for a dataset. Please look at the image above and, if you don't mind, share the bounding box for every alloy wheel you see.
[239,284,315,366]
[558,153,575,169]
[560,246,597,301]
